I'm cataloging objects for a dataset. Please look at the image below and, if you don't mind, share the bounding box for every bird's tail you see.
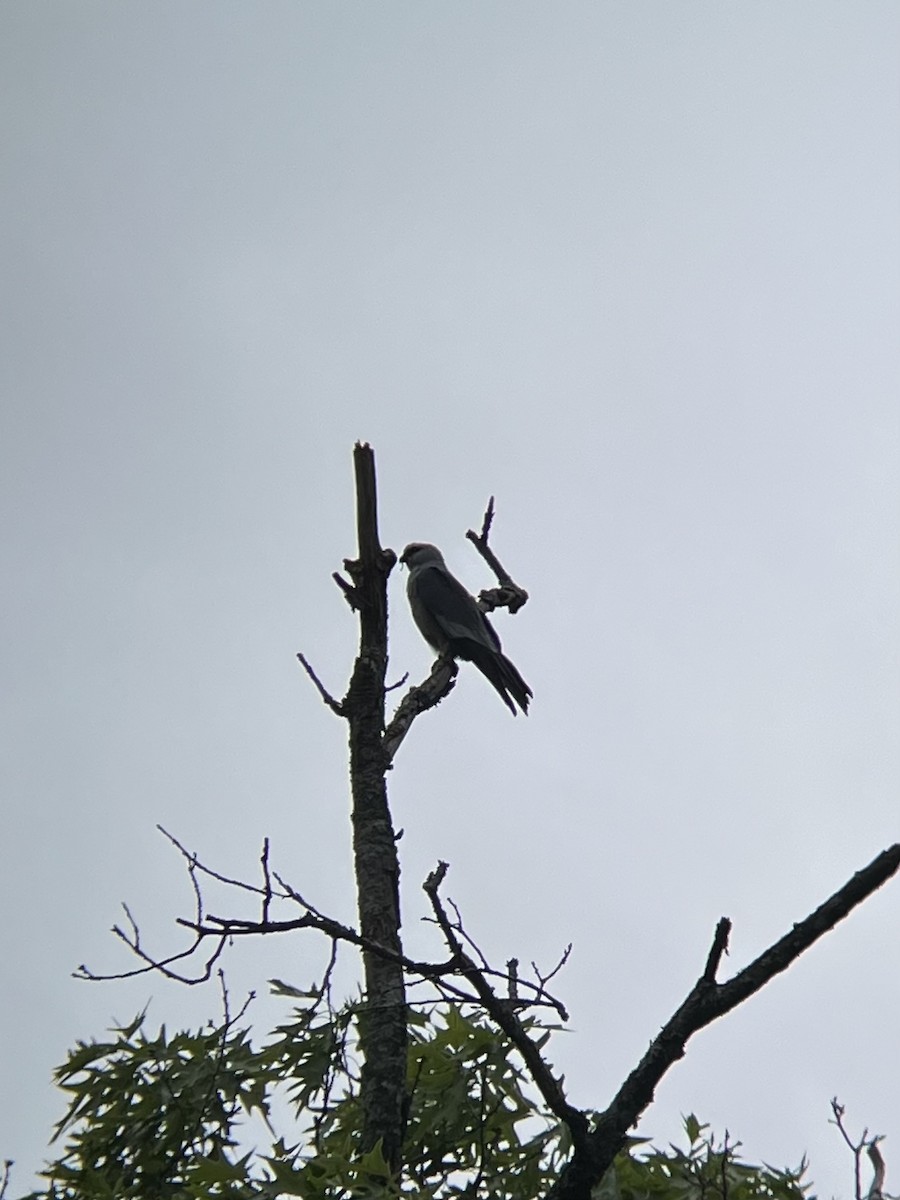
[475,648,532,716]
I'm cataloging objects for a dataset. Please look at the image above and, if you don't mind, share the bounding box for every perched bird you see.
[400,542,532,715]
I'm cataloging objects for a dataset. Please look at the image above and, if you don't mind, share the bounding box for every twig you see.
[77,828,560,1014]
[297,652,346,716]
[332,570,360,611]
[720,1131,733,1200]
[831,1100,887,1200]
[832,1098,860,1152]
[702,918,732,982]
[76,908,229,985]
[531,948,573,1021]
[423,862,590,1157]
[261,838,272,925]
[159,826,281,898]
[465,497,529,614]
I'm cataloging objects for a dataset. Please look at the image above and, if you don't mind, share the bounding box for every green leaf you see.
[683,1113,704,1146]
[269,978,321,999]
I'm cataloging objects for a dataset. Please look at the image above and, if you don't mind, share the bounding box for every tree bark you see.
[343,443,406,1174]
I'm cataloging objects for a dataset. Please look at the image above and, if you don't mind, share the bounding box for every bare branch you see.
[832,1098,858,1154]
[423,862,590,1158]
[547,845,900,1200]
[298,938,341,1025]
[78,823,562,1020]
[260,838,272,925]
[702,918,732,982]
[831,1099,887,1200]
[868,1140,886,1200]
[297,652,346,716]
[507,957,520,1002]
[531,947,573,1022]
[445,896,493,972]
[76,904,229,985]
[465,497,529,615]
[382,657,458,764]
[473,495,496,543]
[332,570,361,611]
[159,826,277,898]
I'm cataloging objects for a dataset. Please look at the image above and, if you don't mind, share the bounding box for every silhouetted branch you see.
[868,1141,886,1200]
[383,658,458,764]
[260,838,273,924]
[159,825,276,899]
[470,495,495,545]
[702,918,732,982]
[297,652,345,716]
[831,1099,887,1200]
[466,496,529,614]
[78,825,567,1021]
[1,1158,13,1200]
[75,900,229,986]
[332,569,361,611]
[547,844,900,1200]
[424,862,590,1159]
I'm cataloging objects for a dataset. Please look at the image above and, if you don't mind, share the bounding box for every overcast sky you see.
[2,4,899,1196]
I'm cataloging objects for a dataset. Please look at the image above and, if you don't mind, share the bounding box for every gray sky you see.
[2,4,899,1195]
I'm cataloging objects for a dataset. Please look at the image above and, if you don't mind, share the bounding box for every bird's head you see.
[399,543,445,570]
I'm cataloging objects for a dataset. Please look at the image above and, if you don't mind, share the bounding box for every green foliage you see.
[20,996,810,1200]
[598,1117,809,1200]
[401,1005,572,1197]
[21,1005,275,1200]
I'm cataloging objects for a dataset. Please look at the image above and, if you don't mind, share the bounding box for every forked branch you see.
[547,844,900,1200]
[424,862,590,1157]
[466,496,530,614]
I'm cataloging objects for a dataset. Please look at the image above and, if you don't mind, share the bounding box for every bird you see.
[399,542,532,716]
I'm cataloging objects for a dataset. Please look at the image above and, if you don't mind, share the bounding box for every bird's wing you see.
[410,564,501,653]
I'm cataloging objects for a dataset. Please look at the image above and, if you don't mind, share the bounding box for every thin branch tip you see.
[296,651,345,716]
[702,917,732,982]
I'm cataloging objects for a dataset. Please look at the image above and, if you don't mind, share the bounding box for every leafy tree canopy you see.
[20,988,808,1200]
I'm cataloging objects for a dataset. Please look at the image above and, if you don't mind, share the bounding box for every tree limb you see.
[547,844,900,1200]
[466,496,530,614]
[424,863,590,1158]
[296,652,345,716]
[383,658,458,764]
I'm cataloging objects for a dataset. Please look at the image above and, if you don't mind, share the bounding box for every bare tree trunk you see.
[343,443,406,1174]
